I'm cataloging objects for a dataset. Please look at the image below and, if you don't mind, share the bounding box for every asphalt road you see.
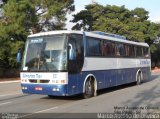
[0,73,159,118]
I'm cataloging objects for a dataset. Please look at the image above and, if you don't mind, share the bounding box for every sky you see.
[65,0,160,30]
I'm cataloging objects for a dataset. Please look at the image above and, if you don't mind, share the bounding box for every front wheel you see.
[83,79,94,99]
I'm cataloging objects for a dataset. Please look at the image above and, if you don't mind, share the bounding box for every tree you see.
[1,0,75,33]
[71,3,160,44]
[71,3,103,30]
[71,3,160,67]
[0,0,75,69]
[30,0,75,32]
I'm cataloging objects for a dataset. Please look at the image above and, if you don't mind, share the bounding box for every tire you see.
[136,72,142,85]
[48,95,54,98]
[83,78,94,99]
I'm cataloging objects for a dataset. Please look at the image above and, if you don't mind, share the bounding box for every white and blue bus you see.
[21,30,151,98]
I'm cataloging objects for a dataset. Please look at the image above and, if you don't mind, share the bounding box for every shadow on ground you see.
[41,94,83,101]
[122,74,160,113]
[97,73,159,96]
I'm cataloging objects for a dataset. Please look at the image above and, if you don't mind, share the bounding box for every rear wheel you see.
[136,72,142,85]
[83,78,94,99]
[48,95,54,98]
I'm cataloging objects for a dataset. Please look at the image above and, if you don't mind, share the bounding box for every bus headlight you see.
[22,87,28,90]
[21,79,28,83]
[56,88,60,91]
[52,88,56,91]
[52,88,60,91]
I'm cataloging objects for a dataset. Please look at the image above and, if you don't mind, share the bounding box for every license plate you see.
[35,87,43,91]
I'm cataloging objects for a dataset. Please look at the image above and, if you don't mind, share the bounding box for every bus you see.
[20,30,151,98]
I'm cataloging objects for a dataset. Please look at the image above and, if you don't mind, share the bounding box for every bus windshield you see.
[22,34,67,71]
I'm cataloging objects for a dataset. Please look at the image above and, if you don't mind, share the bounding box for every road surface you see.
[0,73,159,118]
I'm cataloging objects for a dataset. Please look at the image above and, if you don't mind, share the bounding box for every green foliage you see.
[8,41,24,68]
[71,4,157,43]
[131,8,149,21]
[0,39,24,68]
[30,0,74,32]
[0,0,36,39]
[71,3,160,67]
[0,40,10,68]
[0,0,75,69]
[71,3,160,46]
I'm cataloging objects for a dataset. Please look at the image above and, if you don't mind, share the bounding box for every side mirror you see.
[17,48,21,63]
[68,44,75,60]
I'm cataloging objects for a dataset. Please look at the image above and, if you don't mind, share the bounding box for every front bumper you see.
[21,83,67,96]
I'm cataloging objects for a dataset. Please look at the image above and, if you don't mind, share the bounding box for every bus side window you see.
[116,43,120,56]
[129,45,134,57]
[87,37,101,56]
[103,41,108,56]
[125,45,129,57]
[111,42,116,57]
[136,46,143,57]
[106,41,113,57]
[143,47,149,58]
[100,40,107,56]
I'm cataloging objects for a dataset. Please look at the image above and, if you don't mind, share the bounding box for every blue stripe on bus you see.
[67,67,150,95]
[21,67,150,96]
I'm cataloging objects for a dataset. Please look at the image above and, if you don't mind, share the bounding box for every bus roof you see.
[28,30,149,47]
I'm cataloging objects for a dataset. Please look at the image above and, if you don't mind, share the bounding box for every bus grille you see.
[29,79,50,83]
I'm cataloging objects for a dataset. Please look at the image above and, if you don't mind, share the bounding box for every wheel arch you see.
[83,74,97,96]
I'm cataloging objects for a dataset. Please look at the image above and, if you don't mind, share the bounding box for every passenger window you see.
[116,43,125,57]
[87,37,101,56]
[136,46,143,57]
[143,47,149,57]
[129,45,135,57]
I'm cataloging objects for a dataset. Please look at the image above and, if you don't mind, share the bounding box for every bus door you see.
[68,34,84,95]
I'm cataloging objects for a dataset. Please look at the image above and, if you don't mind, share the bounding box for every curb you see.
[0,80,20,84]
